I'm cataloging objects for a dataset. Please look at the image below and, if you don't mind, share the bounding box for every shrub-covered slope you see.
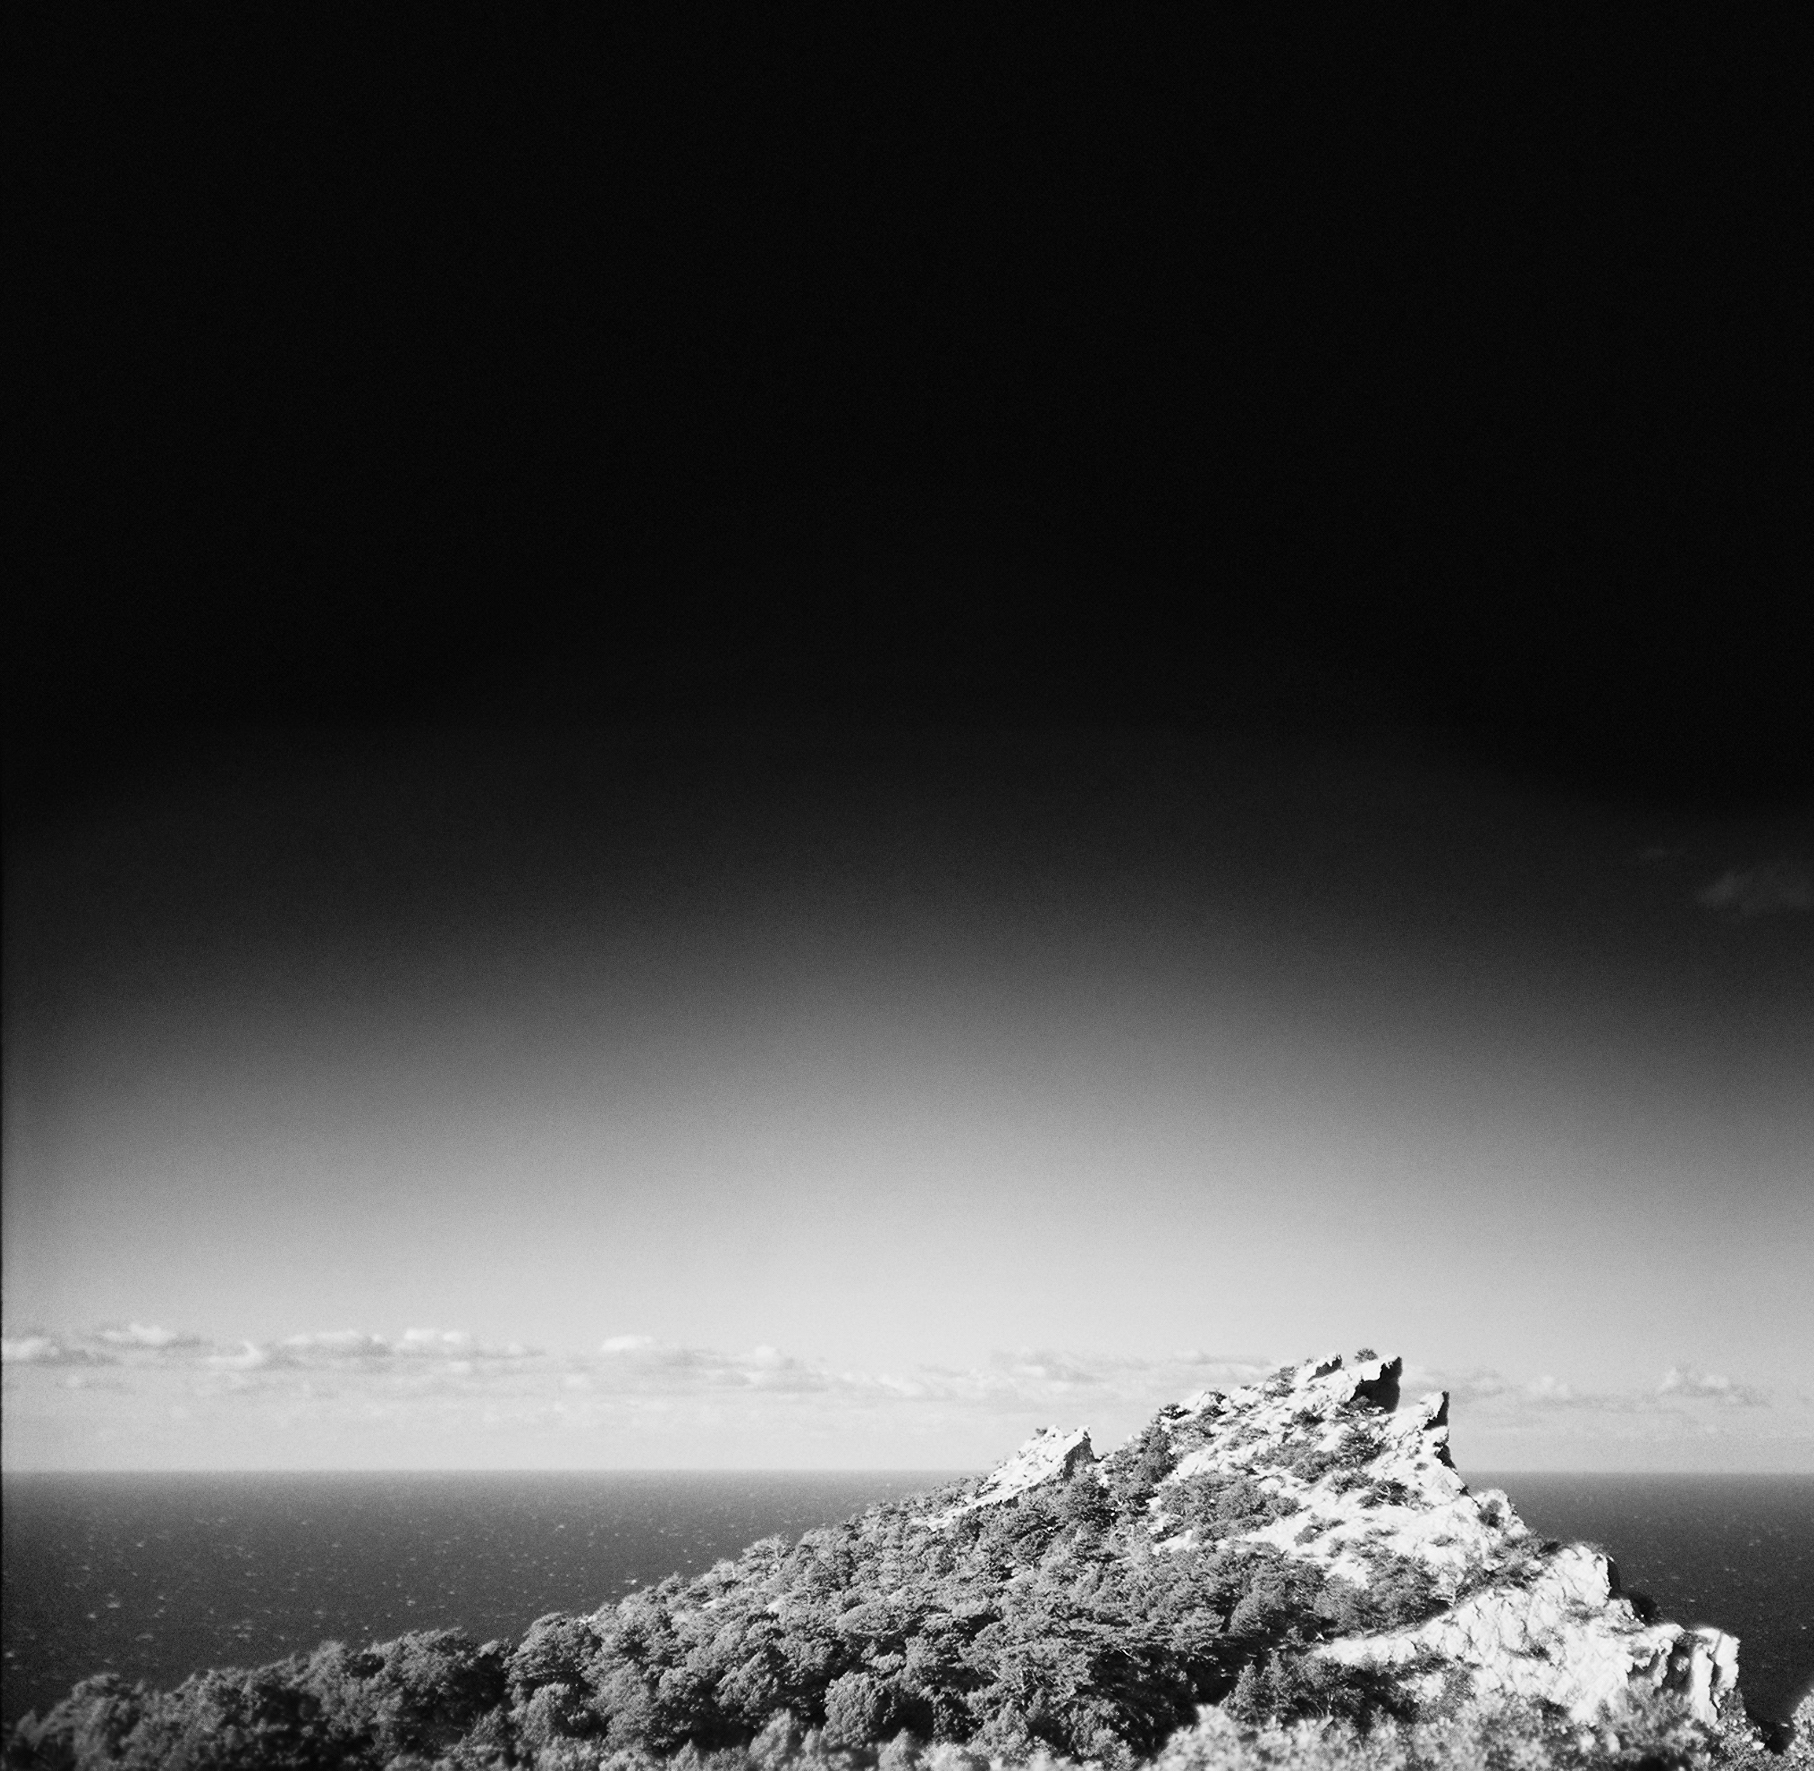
[8,1352,1799,1770]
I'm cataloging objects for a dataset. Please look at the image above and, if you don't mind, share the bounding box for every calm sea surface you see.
[4,1471,1809,1733]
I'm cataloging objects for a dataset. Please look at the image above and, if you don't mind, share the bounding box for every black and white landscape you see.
[6,13,1811,1767]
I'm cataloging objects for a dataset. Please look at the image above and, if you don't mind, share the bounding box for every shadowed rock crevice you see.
[1349,1355,1402,1414]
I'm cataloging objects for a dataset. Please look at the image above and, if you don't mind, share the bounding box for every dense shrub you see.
[1162,1472,1301,1539]
[1320,1552,1443,1635]
[1100,1423,1179,1512]
[1285,1426,1386,1488]
[1225,1650,1414,1729]
[9,1501,1425,1771]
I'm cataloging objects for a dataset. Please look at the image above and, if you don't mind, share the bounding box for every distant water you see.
[4,1471,1810,1734]
[1,1472,951,1731]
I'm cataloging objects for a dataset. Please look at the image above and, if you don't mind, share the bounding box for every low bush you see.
[1162,1472,1301,1539]
[1225,1650,1415,1728]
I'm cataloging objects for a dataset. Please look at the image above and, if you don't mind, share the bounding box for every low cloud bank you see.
[1,1325,1273,1410]
[3,1327,1803,1470]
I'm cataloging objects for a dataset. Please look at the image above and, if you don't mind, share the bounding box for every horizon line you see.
[6,1465,1812,1478]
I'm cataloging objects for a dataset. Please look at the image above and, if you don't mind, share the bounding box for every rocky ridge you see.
[7,1347,1790,1771]
[1118,1352,1742,1726]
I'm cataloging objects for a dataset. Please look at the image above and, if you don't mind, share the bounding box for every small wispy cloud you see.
[277,1331,393,1360]
[1438,1368,1614,1412]
[206,1341,272,1371]
[1695,863,1811,917]
[1428,1363,1780,1423]
[1,1334,115,1367]
[1659,1366,1771,1408]
[990,1348,1109,1388]
[96,1322,204,1350]
[590,1337,836,1395]
[7,1325,541,1376]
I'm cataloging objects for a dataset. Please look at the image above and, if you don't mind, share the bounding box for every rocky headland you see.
[8,1351,1808,1770]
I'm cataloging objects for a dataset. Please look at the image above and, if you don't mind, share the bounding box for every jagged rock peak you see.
[943,1423,1097,1518]
[1163,1350,1413,1432]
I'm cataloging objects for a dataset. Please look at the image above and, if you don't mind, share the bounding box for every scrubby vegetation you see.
[6,1459,1434,1770]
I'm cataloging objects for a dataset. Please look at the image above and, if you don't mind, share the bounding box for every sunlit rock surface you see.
[933,1424,1097,1522]
[979,1351,1745,1730]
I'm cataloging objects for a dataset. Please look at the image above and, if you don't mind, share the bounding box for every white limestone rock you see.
[933,1424,1097,1523]
[1318,1543,1740,1724]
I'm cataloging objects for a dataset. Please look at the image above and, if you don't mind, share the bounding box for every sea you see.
[3,1471,1809,1736]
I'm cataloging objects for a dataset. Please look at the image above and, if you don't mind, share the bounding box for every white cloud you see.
[1659,1366,1771,1408]
[990,1348,1109,1387]
[1,1334,113,1367]
[4,1336,71,1365]
[207,1341,271,1370]
[279,1331,392,1361]
[96,1322,200,1349]
[400,1329,478,1354]
[1439,1368,1610,1411]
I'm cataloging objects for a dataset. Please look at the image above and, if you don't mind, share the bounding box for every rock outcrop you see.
[960,1351,1744,1731]
[1319,1546,1739,1724]
[933,1424,1096,1521]
[1109,1352,1744,1726]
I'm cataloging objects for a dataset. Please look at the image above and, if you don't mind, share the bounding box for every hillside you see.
[9,1351,1806,1770]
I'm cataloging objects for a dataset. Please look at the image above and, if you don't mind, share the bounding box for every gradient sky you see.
[10,18,1809,1470]
[6,727,1809,1470]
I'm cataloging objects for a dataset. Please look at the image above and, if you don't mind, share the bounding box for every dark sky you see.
[13,10,1811,824]
[7,15,1811,1467]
